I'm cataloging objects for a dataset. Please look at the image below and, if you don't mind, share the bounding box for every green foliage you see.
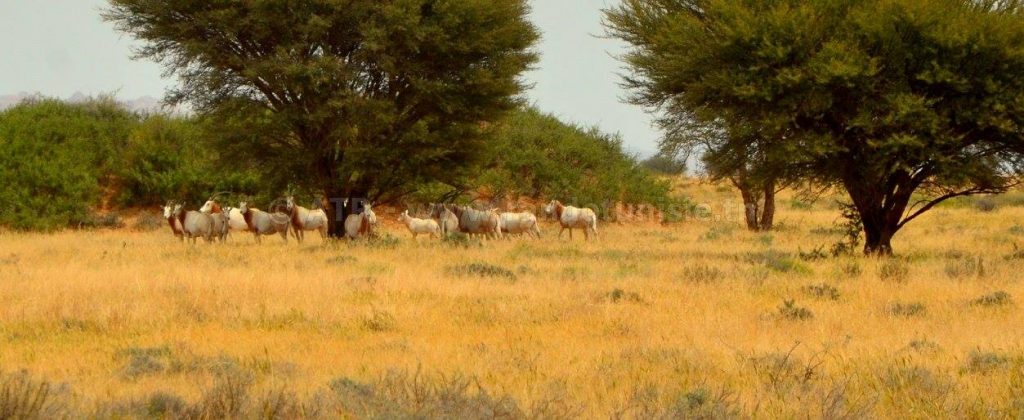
[640,154,686,175]
[473,108,676,213]
[105,0,540,212]
[0,98,269,231]
[606,0,1024,254]
[116,115,261,206]
[0,98,134,230]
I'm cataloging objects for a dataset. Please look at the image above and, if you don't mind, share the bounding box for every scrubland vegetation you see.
[3,182,1024,418]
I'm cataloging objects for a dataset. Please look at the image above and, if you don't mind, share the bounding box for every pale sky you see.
[0,0,660,156]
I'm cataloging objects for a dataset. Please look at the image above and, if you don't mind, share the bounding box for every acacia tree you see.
[105,0,538,236]
[607,0,1024,254]
[658,110,783,231]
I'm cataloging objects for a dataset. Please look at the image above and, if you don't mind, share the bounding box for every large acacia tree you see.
[607,0,1024,254]
[106,0,538,236]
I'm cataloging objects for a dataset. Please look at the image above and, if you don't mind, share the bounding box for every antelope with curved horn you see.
[544,200,598,240]
[285,195,329,243]
[449,205,502,239]
[169,202,215,244]
[162,201,184,242]
[238,201,291,244]
[344,201,378,239]
[200,193,248,234]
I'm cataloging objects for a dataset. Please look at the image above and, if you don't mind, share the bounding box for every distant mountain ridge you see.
[0,92,177,114]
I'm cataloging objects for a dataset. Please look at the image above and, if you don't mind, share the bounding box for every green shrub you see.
[0,98,134,230]
[472,108,677,215]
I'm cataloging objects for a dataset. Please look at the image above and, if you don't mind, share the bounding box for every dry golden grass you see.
[3,183,1024,418]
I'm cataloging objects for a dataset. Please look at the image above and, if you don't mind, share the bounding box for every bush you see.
[446,263,517,281]
[963,351,1011,375]
[472,108,677,215]
[802,283,840,301]
[745,251,811,274]
[887,302,927,317]
[604,288,645,304]
[878,260,910,283]
[975,197,997,212]
[972,291,1012,307]
[0,98,134,230]
[680,265,724,284]
[777,300,813,320]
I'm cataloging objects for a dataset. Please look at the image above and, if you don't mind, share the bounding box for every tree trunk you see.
[740,186,760,231]
[758,181,776,231]
[736,177,776,232]
[862,218,895,256]
[324,184,347,238]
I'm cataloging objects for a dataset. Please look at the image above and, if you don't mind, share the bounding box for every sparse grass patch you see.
[132,212,164,231]
[745,250,811,274]
[878,260,910,283]
[701,224,736,241]
[972,291,1013,307]
[328,370,576,418]
[680,264,724,284]
[361,233,401,250]
[603,288,644,304]
[442,232,482,248]
[446,262,517,281]
[944,256,985,279]
[116,346,172,380]
[975,197,998,213]
[0,371,66,419]
[360,310,397,332]
[802,283,840,301]
[777,300,813,320]
[838,262,862,278]
[798,246,830,261]
[326,255,356,265]
[886,302,927,318]
[963,351,1011,375]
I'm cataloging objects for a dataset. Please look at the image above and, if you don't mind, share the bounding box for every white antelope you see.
[545,200,598,240]
[285,195,329,243]
[499,211,541,239]
[162,202,184,242]
[238,201,291,243]
[429,203,460,237]
[344,202,378,239]
[450,205,502,239]
[200,199,248,233]
[169,203,215,244]
[398,209,440,239]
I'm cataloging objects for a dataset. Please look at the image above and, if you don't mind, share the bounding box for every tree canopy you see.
[105,0,539,235]
[607,0,1024,254]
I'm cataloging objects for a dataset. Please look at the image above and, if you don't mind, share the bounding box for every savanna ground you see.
[3,181,1024,418]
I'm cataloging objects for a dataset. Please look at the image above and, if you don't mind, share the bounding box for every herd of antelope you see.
[161,195,599,244]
